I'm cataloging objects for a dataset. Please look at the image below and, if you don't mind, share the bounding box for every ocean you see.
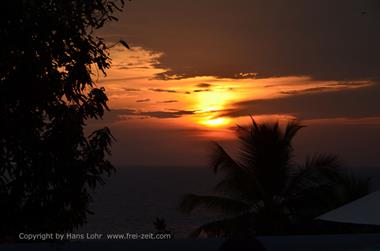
[77,165,380,239]
[78,166,219,238]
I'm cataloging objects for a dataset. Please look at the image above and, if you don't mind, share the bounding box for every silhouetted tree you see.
[0,0,125,237]
[179,117,369,237]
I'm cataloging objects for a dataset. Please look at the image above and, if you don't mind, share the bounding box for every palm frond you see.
[284,120,305,143]
[329,172,370,205]
[286,153,340,194]
[209,141,266,205]
[213,175,263,202]
[179,116,367,237]
[287,173,370,219]
[234,119,298,197]
[249,114,258,130]
[210,142,241,174]
[179,194,251,215]
[285,154,369,218]
[304,153,340,170]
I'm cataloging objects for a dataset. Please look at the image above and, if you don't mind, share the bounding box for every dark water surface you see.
[78,166,380,238]
[78,166,218,238]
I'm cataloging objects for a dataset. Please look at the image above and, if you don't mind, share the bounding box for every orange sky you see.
[88,0,380,167]
[97,45,372,133]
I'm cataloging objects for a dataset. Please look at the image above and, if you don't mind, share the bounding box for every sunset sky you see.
[90,0,380,167]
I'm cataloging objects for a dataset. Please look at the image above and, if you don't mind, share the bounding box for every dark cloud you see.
[193,89,211,93]
[97,76,147,83]
[114,109,196,119]
[106,0,380,81]
[221,83,380,120]
[123,88,141,91]
[118,66,150,70]
[141,110,196,118]
[280,82,370,95]
[195,83,212,88]
[193,83,213,92]
[157,100,178,103]
[280,87,333,95]
[136,98,150,103]
[149,88,177,93]
[329,82,372,87]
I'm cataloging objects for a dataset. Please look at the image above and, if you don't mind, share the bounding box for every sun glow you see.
[104,46,372,131]
[200,117,231,127]
[194,90,235,127]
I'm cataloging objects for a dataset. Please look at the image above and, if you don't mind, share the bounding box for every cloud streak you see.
[157,100,179,103]
[115,109,197,119]
[195,83,212,88]
[123,88,142,92]
[149,88,177,93]
[221,83,380,120]
[193,89,211,93]
[279,82,370,95]
[136,98,151,103]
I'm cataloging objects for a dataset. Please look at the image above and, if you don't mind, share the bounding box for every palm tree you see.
[179,117,369,238]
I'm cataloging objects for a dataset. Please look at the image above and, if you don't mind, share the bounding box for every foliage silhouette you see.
[179,117,369,237]
[0,0,124,237]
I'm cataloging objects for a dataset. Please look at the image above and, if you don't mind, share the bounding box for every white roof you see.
[317,190,380,226]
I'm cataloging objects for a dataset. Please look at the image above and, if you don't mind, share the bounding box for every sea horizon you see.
[78,165,380,238]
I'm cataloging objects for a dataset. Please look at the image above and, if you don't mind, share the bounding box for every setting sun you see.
[190,85,236,127]
[200,117,231,127]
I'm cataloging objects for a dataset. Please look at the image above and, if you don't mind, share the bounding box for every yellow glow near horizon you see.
[193,89,235,127]
[102,46,373,132]
[200,117,231,127]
